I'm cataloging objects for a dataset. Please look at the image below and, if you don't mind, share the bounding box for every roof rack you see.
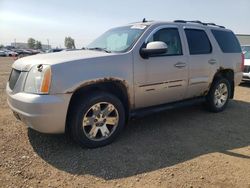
[129,18,154,25]
[174,20,225,28]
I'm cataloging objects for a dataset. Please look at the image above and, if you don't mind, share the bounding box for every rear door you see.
[183,27,217,98]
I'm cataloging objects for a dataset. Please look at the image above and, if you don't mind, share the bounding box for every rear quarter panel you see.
[207,28,242,85]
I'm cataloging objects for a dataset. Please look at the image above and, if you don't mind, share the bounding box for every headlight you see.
[24,64,52,94]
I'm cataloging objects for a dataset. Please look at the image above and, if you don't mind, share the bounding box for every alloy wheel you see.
[82,102,119,141]
[214,83,228,108]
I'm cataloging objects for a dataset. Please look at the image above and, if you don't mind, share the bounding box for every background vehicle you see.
[46,48,64,53]
[13,49,33,55]
[0,50,6,57]
[242,45,250,81]
[6,20,243,148]
[12,49,34,58]
[2,49,18,57]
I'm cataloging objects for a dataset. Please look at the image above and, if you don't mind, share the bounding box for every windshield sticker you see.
[131,25,147,30]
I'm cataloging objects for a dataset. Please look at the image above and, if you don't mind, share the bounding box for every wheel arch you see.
[65,78,131,133]
[212,68,234,98]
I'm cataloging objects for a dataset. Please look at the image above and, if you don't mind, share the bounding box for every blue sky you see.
[0,0,249,48]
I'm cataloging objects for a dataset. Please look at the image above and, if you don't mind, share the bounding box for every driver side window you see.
[148,28,183,56]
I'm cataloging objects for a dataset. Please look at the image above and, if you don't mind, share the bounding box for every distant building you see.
[11,42,51,50]
[236,34,250,46]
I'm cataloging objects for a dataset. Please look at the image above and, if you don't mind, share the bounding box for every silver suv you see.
[6,20,243,148]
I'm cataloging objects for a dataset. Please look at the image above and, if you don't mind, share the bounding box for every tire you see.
[68,92,126,148]
[206,77,231,112]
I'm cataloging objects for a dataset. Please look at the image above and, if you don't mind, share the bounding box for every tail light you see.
[241,53,245,71]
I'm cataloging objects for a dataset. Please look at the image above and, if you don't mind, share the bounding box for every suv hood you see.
[12,50,114,71]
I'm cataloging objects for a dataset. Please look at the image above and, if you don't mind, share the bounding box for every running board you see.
[130,97,205,118]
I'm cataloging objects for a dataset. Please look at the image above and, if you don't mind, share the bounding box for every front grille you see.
[9,69,21,90]
[243,66,250,73]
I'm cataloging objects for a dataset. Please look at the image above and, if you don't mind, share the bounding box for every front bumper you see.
[6,85,72,134]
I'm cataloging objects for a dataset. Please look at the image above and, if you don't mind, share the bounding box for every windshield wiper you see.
[87,47,111,53]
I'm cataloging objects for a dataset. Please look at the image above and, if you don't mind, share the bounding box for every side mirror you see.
[140,41,168,58]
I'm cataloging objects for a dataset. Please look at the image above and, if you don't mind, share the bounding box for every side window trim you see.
[145,25,179,43]
[184,28,213,55]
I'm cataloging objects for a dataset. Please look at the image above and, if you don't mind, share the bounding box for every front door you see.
[133,26,188,108]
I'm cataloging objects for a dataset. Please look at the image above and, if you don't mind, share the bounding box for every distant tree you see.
[27,38,36,49]
[35,41,42,49]
[64,37,76,49]
[0,44,4,49]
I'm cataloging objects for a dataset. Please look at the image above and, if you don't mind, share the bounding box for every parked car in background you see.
[3,49,18,57]
[46,48,64,53]
[27,49,41,55]
[12,49,33,58]
[7,20,243,148]
[0,47,42,59]
[13,49,32,55]
[63,49,81,52]
[0,50,6,57]
[242,45,250,81]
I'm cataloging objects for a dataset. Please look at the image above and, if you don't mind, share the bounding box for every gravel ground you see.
[0,57,250,188]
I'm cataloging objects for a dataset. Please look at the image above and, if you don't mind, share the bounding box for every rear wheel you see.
[69,92,125,148]
[206,77,231,112]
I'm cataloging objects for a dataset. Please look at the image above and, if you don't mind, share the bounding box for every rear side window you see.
[185,29,212,55]
[211,30,241,53]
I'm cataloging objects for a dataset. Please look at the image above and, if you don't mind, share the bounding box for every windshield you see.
[87,25,148,53]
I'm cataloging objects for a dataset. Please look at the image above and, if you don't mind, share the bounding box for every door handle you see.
[208,59,217,65]
[175,62,186,68]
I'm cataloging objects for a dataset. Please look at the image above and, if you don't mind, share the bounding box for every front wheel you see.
[206,77,231,112]
[69,92,126,148]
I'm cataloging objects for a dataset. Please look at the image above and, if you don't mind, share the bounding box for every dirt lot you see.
[0,57,249,188]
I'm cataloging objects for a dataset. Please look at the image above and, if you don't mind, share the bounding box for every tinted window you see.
[148,28,182,56]
[212,30,241,53]
[185,29,212,55]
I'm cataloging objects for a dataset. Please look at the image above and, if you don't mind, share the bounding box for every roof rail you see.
[204,22,225,28]
[174,20,225,28]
